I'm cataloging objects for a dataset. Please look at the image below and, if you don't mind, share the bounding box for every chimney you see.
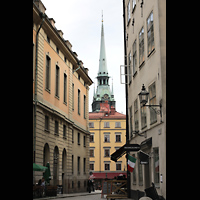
[84,68,89,74]
[79,60,84,67]
[49,18,56,27]
[34,0,46,13]
[65,40,72,50]
[110,106,115,115]
[57,30,64,38]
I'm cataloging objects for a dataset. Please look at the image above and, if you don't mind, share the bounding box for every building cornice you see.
[33,2,93,86]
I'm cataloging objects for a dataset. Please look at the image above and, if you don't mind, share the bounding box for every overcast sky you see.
[42,0,126,114]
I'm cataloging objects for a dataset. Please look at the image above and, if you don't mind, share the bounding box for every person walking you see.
[87,178,92,193]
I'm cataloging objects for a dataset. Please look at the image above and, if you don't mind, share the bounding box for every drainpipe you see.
[122,0,130,198]
[33,12,46,164]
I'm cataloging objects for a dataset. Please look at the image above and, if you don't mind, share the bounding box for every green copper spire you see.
[98,13,108,76]
[92,14,116,112]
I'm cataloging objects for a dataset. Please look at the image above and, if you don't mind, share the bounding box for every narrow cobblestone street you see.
[53,193,129,200]
[53,193,101,200]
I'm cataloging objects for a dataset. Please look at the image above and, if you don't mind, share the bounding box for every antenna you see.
[102,10,103,22]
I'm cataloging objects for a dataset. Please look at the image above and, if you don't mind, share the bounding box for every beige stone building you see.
[33,0,93,193]
[122,0,166,199]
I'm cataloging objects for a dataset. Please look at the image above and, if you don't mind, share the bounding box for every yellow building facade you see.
[89,105,127,187]
[33,0,93,193]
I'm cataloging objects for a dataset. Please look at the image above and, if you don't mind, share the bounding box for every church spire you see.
[92,13,116,112]
[98,11,108,76]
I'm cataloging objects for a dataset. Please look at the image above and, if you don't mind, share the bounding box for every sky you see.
[41,0,126,114]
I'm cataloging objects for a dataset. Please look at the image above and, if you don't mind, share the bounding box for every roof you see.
[89,111,126,120]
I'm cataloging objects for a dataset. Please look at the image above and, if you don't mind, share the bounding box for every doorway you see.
[53,146,59,186]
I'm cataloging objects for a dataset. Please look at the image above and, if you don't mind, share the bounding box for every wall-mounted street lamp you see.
[138,84,162,122]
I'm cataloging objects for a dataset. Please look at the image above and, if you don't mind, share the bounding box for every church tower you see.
[92,15,116,112]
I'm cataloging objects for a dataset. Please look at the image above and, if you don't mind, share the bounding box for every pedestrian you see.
[87,178,92,193]
[41,177,45,197]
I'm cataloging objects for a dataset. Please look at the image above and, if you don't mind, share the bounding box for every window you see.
[149,82,157,124]
[64,74,67,103]
[147,11,154,55]
[139,27,144,66]
[104,122,110,128]
[72,83,74,110]
[128,51,132,83]
[56,47,59,54]
[77,156,80,175]
[115,122,121,128]
[72,129,74,143]
[46,55,51,91]
[134,99,139,131]
[78,132,80,145]
[55,120,59,135]
[127,0,131,24]
[89,122,94,128]
[104,149,110,157]
[115,133,121,142]
[63,124,66,138]
[105,162,110,171]
[104,133,110,142]
[138,152,143,185]
[84,95,86,119]
[72,155,74,174]
[47,35,50,43]
[132,154,136,184]
[83,158,86,174]
[154,148,160,186]
[78,181,80,188]
[90,133,94,142]
[141,105,147,129]
[129,106,133,135]
[78,89,80,115]
[90,163,94,171]
[90,149,94,157]
[55,65,59,97]
[116,162,121,170]
[132,40,137,76]
[45,115,49,131]
[83,135,86,147]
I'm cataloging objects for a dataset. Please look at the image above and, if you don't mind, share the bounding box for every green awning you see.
[33,163,48,171]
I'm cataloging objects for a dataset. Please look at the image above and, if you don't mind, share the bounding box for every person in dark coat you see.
[87,178,92,193]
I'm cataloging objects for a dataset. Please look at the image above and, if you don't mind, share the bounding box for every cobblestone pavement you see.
[52,193,102,200]
[53,193,130,200]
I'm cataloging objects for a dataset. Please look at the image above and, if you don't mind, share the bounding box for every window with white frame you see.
[147,11,154,55]
[129,106,133,135]
[141,105,147,129]
[128,51,132,83]
[104,122,110,128]
[139,27,144,65]
[132,39,137,76]
[134,99,139,131]
[115,122,121,128]
[153,147,160,186]
[104,148,110,157]
[149,82,157,124]
[116,162,122,170]
[104,132,110,142]
[115,132,121,142]
[104,162,110,171]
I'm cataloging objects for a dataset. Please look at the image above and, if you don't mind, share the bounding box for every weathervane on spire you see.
[102,10,103,22]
